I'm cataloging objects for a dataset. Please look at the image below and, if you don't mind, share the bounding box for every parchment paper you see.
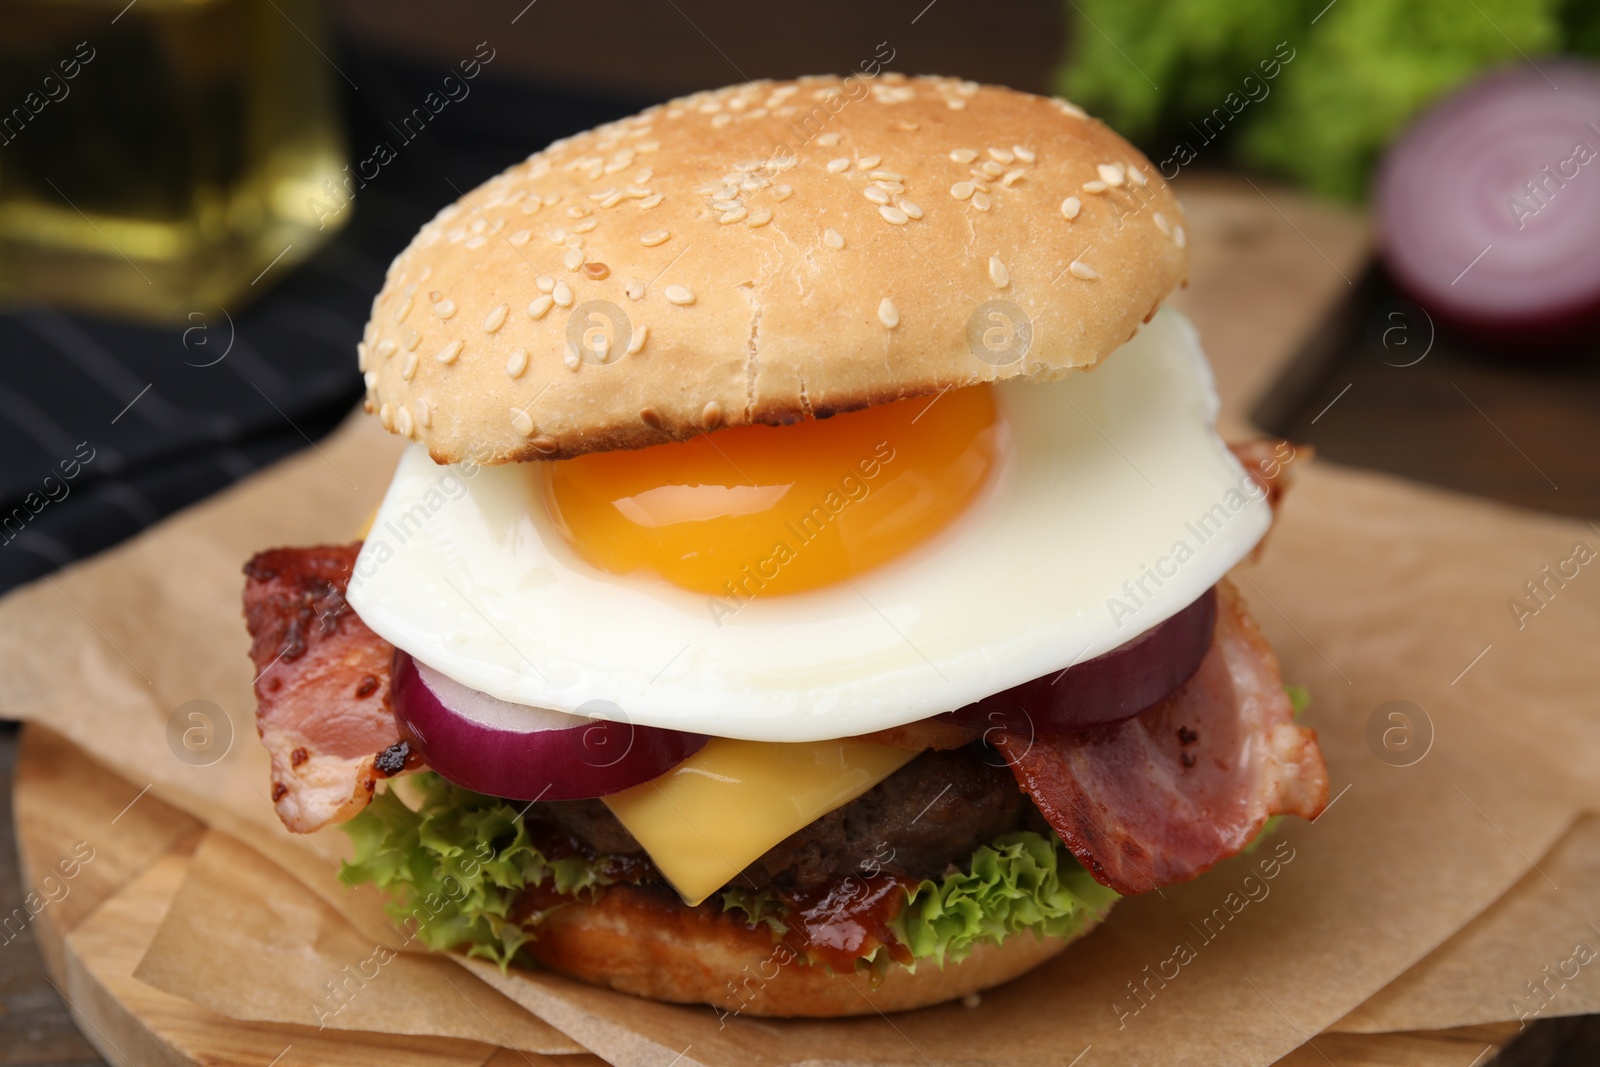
[1,397,1597,1064]
[131,828,579,1052]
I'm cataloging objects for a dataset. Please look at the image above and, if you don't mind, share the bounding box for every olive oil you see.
[0,0,348,322]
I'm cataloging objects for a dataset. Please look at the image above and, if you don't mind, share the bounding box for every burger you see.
[242,74,1329,1018]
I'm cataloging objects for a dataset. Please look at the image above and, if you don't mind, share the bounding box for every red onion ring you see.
[1377,61,1600,343]
[940,586,1217,737]
[391,651,708,801]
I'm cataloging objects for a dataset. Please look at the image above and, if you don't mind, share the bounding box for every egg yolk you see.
[540,385,1004,597]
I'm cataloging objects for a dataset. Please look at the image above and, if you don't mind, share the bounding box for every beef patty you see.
[527,745,1031,894]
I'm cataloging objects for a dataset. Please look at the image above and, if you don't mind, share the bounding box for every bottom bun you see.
[525,884,1113,1017]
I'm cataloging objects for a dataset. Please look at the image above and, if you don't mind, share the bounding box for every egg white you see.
[346,310,1270,741]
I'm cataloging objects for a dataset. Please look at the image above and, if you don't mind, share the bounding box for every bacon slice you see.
[1002,578,1328,894]
[243,544,405,833]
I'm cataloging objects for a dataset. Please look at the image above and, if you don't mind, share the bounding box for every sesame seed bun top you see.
[359,74,1189,464]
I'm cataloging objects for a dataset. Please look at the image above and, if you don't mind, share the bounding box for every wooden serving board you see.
[11,176,1568,1066]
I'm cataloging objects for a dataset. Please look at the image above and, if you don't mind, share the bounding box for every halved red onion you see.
[940,586,1216,735]
[1377,62,1600,344]
[391,651,708,801]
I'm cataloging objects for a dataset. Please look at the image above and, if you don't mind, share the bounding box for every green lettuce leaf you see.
[891,832,1120,967]
[340,774,632,968]
[342,775,1120,972]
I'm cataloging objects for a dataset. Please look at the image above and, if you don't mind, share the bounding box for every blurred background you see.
[0,0,1598,1062]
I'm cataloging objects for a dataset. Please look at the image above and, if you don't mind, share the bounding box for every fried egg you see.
[346,309,1270,741]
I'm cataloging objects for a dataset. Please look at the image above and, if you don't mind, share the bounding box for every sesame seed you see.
[875,179,905,194]
[946,98,966,110]
[950,148,978,163]
[971,191,992,211]
[950,181,975,200]
[528,294,554,319]
[553,281,574,307]
[641,230,670,246]
[979,161,1003,178]
[858,155,882,169]
[879,205,909,225]
[864,186,891,205]
[748,207,772,227]
[720,206,748,223]
[583,262,610,280]
[988,256,1010,288]
[401,351,418,380]
[536,275,555,293]
[664,285,694,305]
[483,305,509,333]
[1055,99,1088,119]
[823,228,845,250]
[702,400,723,429]
[624,278,646,300]
[563,247,585,271]
[1014,145,1036,163]
[827,158,850,173]
[1069,260,1099,280]
[464,236,487,250]
[869,171,903,182]
[378,403,393,430]
[1152,212,1170,235]
[638,193,664,209]
[395,404,414,437]
[1174,225,1187,249]
[988,147,1014,164]
[563,345,580,370]
[1128,165,1148,188]
[436,340,463,364]
[511,408,536,436]
[506,347,529,377]
[627,324,648,354]
[547,228,567,244]
[773,184,793,201]
[393,297,413,323]
[416,397,432,427]
[1061,196,1082,220]
[589,187,618,202]
[571,218,599,232]
[376,338,397,359]
[509,230,531,245]
[402,328,420,351]
[363,370,376,390]
[878,298,900,328]
[1083,180,1108,194]
[639,407,665,429]
[1098,162,1126,187]
[1001,168,1025,187]
[898,200,923,219]
[816,131,841,146]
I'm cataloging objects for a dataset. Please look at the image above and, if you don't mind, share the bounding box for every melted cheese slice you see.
[602,737,915,905]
